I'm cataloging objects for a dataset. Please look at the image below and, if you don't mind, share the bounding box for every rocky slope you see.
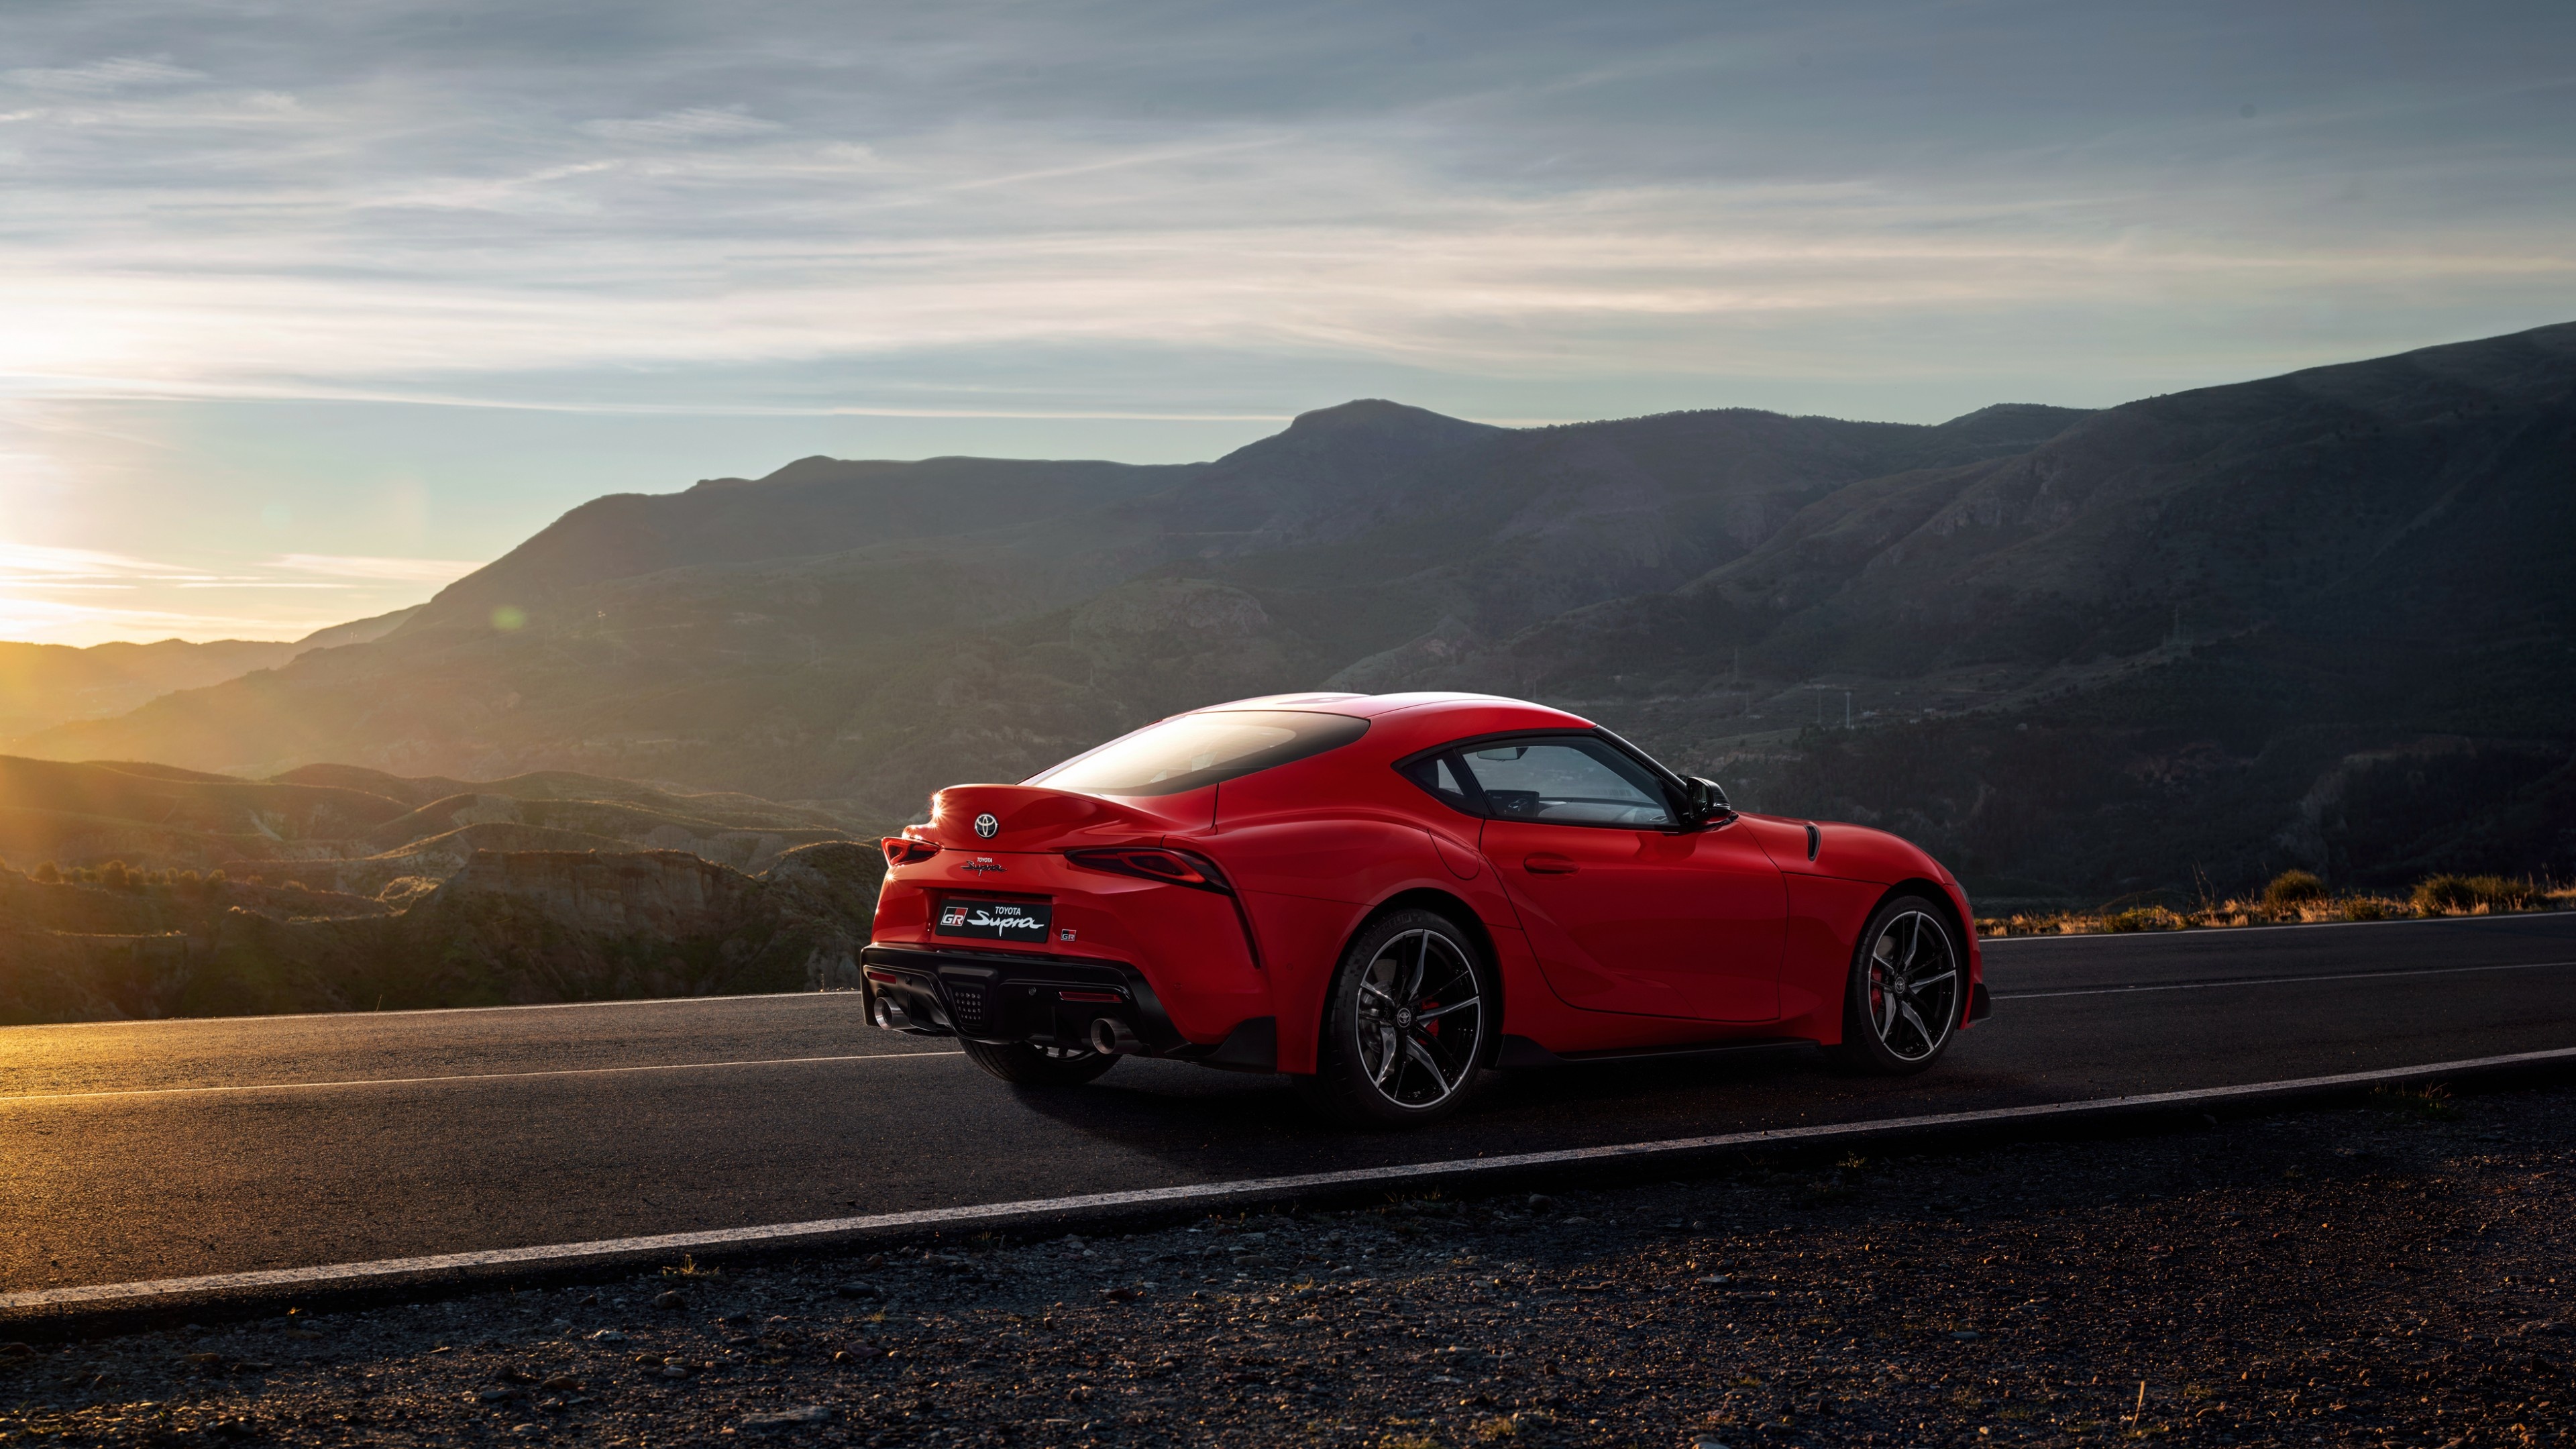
[0,755,855,885]
[15,323,2575,899]
[0,843,877,1024]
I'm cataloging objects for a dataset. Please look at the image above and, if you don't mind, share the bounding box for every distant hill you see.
[0,843,879,1024]
[0,757,878,1022]
[0,606,419,737]
[0,755,858,889]
[15,323,2575,900]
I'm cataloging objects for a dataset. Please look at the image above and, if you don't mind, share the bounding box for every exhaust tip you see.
[1087,1017,1143,1056]
[873,996,912,1031]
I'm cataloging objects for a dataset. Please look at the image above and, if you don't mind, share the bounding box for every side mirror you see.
[1685,776,1733,824]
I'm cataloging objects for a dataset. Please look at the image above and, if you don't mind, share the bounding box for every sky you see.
[3,0,2572,645]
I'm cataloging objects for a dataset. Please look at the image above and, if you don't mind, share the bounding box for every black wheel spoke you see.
[1355,928,1484,1110]
[1868,910,1955,1063]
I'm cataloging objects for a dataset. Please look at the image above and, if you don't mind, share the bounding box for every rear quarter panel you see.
[1205,762,1529,1073]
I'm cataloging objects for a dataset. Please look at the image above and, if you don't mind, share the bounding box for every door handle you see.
[1522,854,1577,875]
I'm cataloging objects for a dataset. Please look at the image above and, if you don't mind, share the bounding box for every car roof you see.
[1193,691,1595,729]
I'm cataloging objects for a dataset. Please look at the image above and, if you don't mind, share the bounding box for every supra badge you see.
[973,812,1000,839]
[934,898,1050,941]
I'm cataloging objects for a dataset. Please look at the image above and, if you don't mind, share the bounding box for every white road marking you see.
[0,1051,963,1106]
[1994,958,2576,1000]
[10,1045,2573,1317]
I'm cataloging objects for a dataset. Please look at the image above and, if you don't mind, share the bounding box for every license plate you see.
[934,898,1053,943]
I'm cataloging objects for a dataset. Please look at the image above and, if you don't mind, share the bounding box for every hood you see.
[1739,812,1949,886]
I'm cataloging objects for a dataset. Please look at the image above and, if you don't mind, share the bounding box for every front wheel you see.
[961,1039,1119,1087]
[1827,894,1964,1075]
[1297,909,1495,1128]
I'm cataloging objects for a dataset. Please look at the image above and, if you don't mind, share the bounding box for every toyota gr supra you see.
[863,692,1988,1125]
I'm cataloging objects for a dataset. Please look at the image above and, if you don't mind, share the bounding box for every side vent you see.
[1804,822,1821,861]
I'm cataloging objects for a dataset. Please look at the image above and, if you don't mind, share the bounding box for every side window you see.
[1397,753,1477,814]
[1454,737,1676,828]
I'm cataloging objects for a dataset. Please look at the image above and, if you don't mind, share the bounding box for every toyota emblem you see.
[973,812,1000,839]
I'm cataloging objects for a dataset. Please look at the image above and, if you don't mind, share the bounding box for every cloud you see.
[0,545,478,590]
[579,107,782,144]
[0,542,484,645]
[0,3,2569,423]
[0,589,355,643]
[4,1,2576,645]
[0,540,195,582]
[4,56,204,93]
[268,553,482,584]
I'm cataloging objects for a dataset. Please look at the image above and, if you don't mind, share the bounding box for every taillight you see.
[881,837,939,866]
[1065,846,1233,894]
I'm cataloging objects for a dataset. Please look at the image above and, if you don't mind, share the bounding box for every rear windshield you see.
[1028,710,1370,798]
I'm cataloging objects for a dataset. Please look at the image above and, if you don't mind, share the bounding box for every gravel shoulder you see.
[5,1082,2571,1448]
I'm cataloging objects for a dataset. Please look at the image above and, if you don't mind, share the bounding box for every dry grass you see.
[1977,872,2575,938]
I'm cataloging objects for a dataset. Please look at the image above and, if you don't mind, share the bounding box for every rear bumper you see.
[859,943,1277,1072]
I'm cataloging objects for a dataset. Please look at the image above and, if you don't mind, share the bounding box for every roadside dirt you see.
[5,1081,2570,1448]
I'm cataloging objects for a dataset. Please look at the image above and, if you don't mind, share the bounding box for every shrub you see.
[174,869,202,888]
[31,861,60,883]
[2415,874,2537,914]
[205,869,228,887]
[2263,870,2326,908]
[99,860,132,890]
[284,879,311,893]
[2341,897,2400,922]
[2102,907,2180,932]
[2372,1083,2459,1120]
[2414,876,2475,913]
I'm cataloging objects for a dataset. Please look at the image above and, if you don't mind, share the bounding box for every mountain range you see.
[13,321,2574,903]
[0,606,417,739]
[0,755,853,892]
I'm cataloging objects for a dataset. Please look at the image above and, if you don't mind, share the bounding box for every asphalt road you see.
[5,913,2573,1295]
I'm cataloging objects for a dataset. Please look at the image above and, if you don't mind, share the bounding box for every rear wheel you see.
[961,1039,1119,1087]
[1827,894,1964,1075]
[1297,908,1494,1127]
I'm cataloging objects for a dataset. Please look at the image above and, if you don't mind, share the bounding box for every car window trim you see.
[1393,729,1689,831]
[1391,745,1491,820]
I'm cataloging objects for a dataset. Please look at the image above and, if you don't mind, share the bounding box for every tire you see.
[960,1039,1120,1087]
[1297,908,1495,1128]
[1826,893,1965,1075]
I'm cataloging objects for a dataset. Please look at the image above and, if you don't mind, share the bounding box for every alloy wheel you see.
[1353,928,1485,1109]
[1866,910,1960,1062]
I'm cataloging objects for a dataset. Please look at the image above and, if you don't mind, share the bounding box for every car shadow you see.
[988,1043,1998,1180]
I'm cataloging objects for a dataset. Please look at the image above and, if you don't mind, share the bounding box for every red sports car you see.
[864,692,1988,1125]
